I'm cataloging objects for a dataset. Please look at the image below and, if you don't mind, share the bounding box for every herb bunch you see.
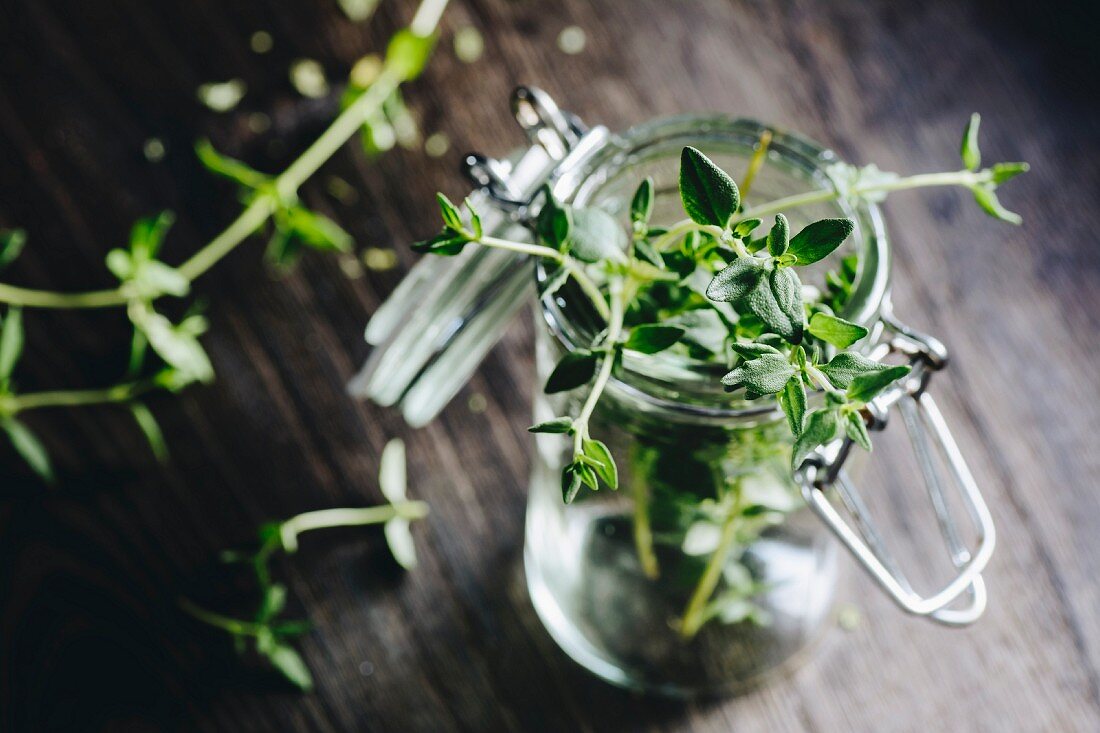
[0,0,449,482]
[181,439,428,690]
[415,114,1027,502]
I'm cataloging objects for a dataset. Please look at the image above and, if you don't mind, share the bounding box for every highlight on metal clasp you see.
[462,86,587,210]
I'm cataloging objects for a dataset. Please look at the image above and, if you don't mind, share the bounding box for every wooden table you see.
[2,0,1098,730]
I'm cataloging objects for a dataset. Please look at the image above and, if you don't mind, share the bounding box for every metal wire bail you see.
[797,299,996,626]
[350,87,609,427]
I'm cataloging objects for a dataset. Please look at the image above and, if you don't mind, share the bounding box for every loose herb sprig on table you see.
[415,113,1027,500]
[181,439,428,690]
[0,0,450,482]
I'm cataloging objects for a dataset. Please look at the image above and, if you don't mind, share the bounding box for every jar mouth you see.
[537,114,891,422]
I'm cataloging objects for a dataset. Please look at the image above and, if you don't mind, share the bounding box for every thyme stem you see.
[679,498,741,640]
[654,169,990,252]
[572,276,625,457]
[475,235,612,321]
[631,447,660,580]
[278,501,428,552]
[179,597,268,637]
[3,379,156,413]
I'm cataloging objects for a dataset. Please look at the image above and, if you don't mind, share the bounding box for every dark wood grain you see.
[1,0,1099,730]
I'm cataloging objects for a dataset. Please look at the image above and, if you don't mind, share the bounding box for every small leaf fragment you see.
[807,312,869,349]
[679,146,740,227]
[721,354,796,395]
[846,364,912,403]
[544,350,598,394]
[528,417,573,434]
[630,177,654,227]
[568,207,627,263]
[3,418,54,483]
[623,324,686,354]
[787,218,855,266]
[767,213,789,257]
[778,374,807,435]
[583,438,618,489]
[845,411,872,451]
[961,113,981,172]
[706,258,765,303]
[791,409,841,471]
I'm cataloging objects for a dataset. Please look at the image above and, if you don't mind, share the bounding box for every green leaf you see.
[195,139,269,189]
[583,438,618,489]
[528,417,573,434]
[129,211,176,260]
[679,146,740,227]
[971,185,1022,225]
[623,324,685,354]
[721,353,796,395]
[3,418,53,483]
[105,249,133,280]
[133,261,191,298]
[544,350,598,394]
[632,238,663,268]
[283,206,353,252]
[436,193,463,231]
[819,352,892,389]
[385,28,437,81]
[0,307,24,381]
[732,219,761,239]
[791,409,840,471]
[379,438,407,503]
[561,463,583,503]
[464,198,483,238]
[568,207,627,263]
[787,218,855,266]
[258,582,288,623]
[264,642,314,691]
[845,411,872,451]
[846,364,912,403]
[412,231,468,256]
[745,267,804,343]
[990,162,1029,185]
[132,308,215,385]
[961,113,981,171]
[807,312,868,349]
[778,374,807,435]
[705,258,765,303]
[767,213,789,257]
[129,402,169,462]
[729,341,783,360]
[630,177,654,227]
[574,461,599,491]
[0,229,26,270]
[536,186,571,249]
[384,518,417,569]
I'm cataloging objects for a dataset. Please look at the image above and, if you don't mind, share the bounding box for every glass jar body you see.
[526,330,842,695]
[523,116,887,696]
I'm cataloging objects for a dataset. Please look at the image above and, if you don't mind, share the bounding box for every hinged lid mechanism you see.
[347,87,608,426]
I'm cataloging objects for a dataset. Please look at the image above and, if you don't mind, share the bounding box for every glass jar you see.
[352,87,995,698]
[524,116,884,696]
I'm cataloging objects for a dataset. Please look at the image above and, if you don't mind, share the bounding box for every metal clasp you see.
[350,87,608,427]
[461,87,590,210]
[798,299,996,626]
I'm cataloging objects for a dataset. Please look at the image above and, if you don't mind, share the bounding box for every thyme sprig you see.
[417,115,1026,501]
[181,439,428,690]
[415,116,1026,636]
[0,0,449,481]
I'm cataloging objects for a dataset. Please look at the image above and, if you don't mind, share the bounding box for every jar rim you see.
[537,114,891,423]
